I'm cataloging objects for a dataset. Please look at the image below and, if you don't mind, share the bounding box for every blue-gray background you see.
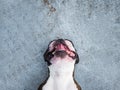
[0,0,120,90]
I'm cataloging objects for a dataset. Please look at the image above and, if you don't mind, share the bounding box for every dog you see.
[38,39,81,90]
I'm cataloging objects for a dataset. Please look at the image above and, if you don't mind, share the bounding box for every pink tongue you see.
[56,44,75,57]
[56,44,66,51]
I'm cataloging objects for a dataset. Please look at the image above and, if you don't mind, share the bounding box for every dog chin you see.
[50,55,75,65]
[54,50,67,58]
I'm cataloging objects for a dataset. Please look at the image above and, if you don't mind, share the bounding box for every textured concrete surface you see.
[0,0,120,90]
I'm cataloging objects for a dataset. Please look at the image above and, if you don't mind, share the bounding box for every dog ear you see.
[75,52,79,64]
[43,48,52,66]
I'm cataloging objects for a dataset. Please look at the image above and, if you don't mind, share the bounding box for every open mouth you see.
[52,43,75,58]
[44,39,79,65]
[46,41,77,60]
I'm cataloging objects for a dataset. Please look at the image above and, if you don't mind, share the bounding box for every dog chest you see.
[42,76,78,90]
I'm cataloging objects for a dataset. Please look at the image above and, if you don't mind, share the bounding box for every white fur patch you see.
[43,59,78,90]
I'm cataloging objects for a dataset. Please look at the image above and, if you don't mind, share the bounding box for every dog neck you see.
[43,59,78,90]
[49,59,75,77]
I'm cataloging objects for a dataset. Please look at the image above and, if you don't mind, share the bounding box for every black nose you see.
[55,39,65,45]
[57,39,64,43]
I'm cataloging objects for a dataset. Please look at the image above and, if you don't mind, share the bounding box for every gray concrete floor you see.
[0,0,120,90]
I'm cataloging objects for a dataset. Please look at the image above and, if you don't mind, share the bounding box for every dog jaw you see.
[44,39,79,65]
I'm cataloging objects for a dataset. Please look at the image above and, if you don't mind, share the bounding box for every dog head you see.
[44,39,79,66]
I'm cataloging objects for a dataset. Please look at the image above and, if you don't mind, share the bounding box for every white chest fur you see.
[43,59,78,90]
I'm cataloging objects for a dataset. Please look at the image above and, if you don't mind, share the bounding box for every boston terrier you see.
[38,39,81,90]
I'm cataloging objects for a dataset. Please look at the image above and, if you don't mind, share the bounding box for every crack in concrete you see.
[44,0,56,12]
